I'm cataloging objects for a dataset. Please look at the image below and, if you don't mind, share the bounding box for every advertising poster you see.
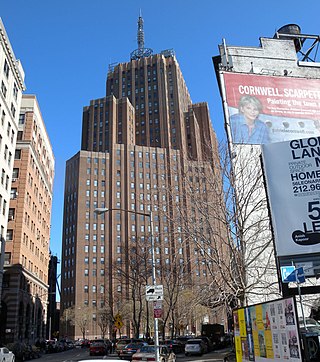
[261,137,320,257]
[234,310,243,360]
[233,297,302,362]
[222,72,320,145]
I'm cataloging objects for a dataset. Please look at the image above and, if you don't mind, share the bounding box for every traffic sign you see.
[114,313,123,329]
[153,300,162,318]
[146,285,163,301]
[281,266,305,283]
[114,320,123,329]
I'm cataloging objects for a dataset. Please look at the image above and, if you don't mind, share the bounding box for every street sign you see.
[114,320,123,329]
[281,266,305,283]
[153,300,162,318]
[146,285,163,301]
[114,313,123,329]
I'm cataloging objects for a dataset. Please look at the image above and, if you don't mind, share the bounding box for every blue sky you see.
[1,0,319,270]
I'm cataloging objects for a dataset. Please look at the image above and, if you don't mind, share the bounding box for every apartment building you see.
[0,17,25,323]
[1,95,55,343]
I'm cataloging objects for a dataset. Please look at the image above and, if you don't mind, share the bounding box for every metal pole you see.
[94,208,159,362]
[149,211,159,362]
[49,316,52,340]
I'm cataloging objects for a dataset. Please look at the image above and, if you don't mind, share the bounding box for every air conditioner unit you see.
[8,216,14,221]
[12,178,17,182]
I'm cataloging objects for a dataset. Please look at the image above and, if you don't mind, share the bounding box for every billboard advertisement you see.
[222,72,320,145]
[233,297,301,362]
[261,137,320,257]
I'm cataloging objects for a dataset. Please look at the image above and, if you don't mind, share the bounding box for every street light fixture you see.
[94,207,160,362]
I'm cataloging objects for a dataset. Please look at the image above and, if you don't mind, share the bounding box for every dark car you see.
[299,317,320,334]
[89,339,109,356]
[195,336,214,351]
[116,339,144,356]
[224,350,236,362]
[175,336,191,347]
[116,339,133,356]
[162,339,184,354]
[119,342,148,360]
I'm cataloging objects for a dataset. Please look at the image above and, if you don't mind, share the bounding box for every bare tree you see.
[72,305,92,339]
[97,304,113,339]
[169,142,280,323]
[113,237,152,338]
[60,306,75,338]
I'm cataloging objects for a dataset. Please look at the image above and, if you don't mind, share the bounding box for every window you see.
[14,149,21,159]
[2,199,6,215]
[1,82,7,98]
[10,104,16,118]
[8,208,15,220]
[6,229,13,240]
[13,83,18,100]
[3,60,9,78]
[10,188,18,199]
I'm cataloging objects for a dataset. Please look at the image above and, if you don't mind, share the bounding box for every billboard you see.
[261,137,320,257]
[233,297,301,362]
[222,72,320,145]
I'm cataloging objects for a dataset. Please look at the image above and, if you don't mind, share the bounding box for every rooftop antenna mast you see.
[131,10,153,60]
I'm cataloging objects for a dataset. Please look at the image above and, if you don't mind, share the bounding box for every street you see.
[34,347,230,362]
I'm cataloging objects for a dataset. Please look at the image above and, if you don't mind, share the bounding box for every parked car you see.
[0,347,15,362]
[116,339,144,356]
[65,340,75,349]
[116,339,133,356]
[299,317,320,334]
[6,342,31,361]
[119,342,148,360]
[195,336,214,352]
[184,338,207,356]
[224,350,236,362]
[89,339,109,356]
[132,345,176,362]
[175,336,191,346]
[162,340,184,354]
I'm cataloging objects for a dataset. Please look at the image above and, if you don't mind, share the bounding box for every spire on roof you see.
[130,12,153,60]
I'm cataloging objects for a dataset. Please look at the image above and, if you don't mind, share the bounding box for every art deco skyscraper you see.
[61,15,226,339]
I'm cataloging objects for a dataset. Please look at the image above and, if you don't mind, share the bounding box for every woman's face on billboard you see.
[240,103,259,123]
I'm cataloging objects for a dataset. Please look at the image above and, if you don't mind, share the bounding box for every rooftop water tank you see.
[274,24,302,52]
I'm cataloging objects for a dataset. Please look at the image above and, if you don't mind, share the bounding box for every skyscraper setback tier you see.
[61,50,228,339]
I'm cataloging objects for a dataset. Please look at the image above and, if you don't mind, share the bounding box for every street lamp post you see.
[94,207,159,362]
[33,292,56,342]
